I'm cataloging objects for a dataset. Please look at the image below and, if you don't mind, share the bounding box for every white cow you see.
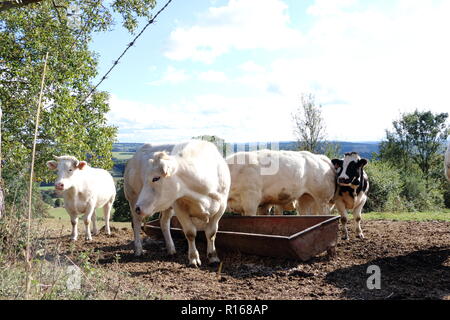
[131,140,231,267]
[124,143,175,257]
[226,150,336,216]
[445,141,450,181]
[331,152,369,240]
[46,156,116,241]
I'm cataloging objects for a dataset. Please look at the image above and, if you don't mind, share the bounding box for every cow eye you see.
[152,177,161,182]
[68,169,73,172]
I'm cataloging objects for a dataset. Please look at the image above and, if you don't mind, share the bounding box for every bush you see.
[112,179,131,222]
[3,168,49,218]
[364,160,404,212]
[444,182,450,209]
[54,198,64,208]
[400,174,444,211]
[41,192,54,207]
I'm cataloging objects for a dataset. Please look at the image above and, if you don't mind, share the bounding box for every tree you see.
[192,135,232,158]
[292,94,327,153]
[0,1,157,185]
[379,110,449,186]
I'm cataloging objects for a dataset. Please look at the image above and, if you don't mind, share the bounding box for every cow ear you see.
[77,161,87,170]
[160,157,178,177]
[331,159,343,169]
[358,158,368,168]
[46,160,58,171]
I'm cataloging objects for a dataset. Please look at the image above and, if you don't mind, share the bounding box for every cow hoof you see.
[357,233,365,239]
[208,260,221,268]
[189,258,202,268]
[342,236,349,241]
[167,248,177,256]
[134,250,144,258]
[208,253,220,265]
[69,238,77,242]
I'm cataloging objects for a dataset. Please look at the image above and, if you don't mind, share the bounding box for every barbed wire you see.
[79,0,174,105]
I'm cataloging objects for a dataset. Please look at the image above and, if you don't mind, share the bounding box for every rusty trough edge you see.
[288,215,340,240]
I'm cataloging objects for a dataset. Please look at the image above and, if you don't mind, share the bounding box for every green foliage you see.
[400,174,444,211]
[364,160,404,212]
[443,183,450,208]
[112,179,131,222]
[379,110,449,183]
[0,0,158,184]
[2,167,49,218]
[54,198,64,208]
[377,109,449,211]
[41,191,54,207]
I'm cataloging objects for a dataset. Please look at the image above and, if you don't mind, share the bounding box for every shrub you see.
[112,179,131,222]
[3,168,49,218]
[364,160,404,212]
[400,174,444,211]
[54,198,64,208]
[41,192,54,207]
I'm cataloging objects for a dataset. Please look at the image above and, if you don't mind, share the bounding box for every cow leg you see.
[204,204,226,265]
[103,200,113,236]
[68,210,78,241]
[83,206,95,241]
[335,200,349,240]
[131,211,144,257]
[174,204,201,267]
[91,211,99,236]
[352,197,367,239]
[126,196,144,256]
[160,208,176,255]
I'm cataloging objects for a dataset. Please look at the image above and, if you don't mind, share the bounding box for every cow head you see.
[46,155,87,191]
[332,152,368,188]
[135,152,180,217]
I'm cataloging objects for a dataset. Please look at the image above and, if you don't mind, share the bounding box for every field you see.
[40,211,450,300]
[112,151,134,160]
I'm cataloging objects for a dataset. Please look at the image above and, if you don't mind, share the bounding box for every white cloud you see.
[110,0,450,143]
[307,0,358,16]
[198,70,228,82]
[165,0,304,63]
[148,65,190,86]
[107,93,295,144]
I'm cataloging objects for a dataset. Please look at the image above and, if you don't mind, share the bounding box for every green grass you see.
[112,151,134,160]
[46,207,130,231]
[48,207,116,221]
[362,210,450,222]
[39,185,55,191]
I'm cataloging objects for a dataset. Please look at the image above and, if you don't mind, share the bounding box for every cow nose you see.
[55,183,64,190]
[135,206,141,215]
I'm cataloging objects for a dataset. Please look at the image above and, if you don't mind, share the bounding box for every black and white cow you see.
[332,152,369,240]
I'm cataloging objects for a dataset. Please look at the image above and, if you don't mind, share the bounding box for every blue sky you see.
[90,0,450,143]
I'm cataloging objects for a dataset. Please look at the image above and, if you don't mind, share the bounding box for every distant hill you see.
[113,141,380,160]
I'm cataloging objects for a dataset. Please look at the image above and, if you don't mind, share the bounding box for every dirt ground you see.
[46,219,450,300]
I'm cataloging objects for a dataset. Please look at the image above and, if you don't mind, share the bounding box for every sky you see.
[90,0,450,144]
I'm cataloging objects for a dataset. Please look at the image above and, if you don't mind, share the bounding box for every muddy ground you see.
[47,220,450,300]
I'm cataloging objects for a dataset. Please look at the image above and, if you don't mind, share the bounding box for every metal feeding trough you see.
[143,215,340,261]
